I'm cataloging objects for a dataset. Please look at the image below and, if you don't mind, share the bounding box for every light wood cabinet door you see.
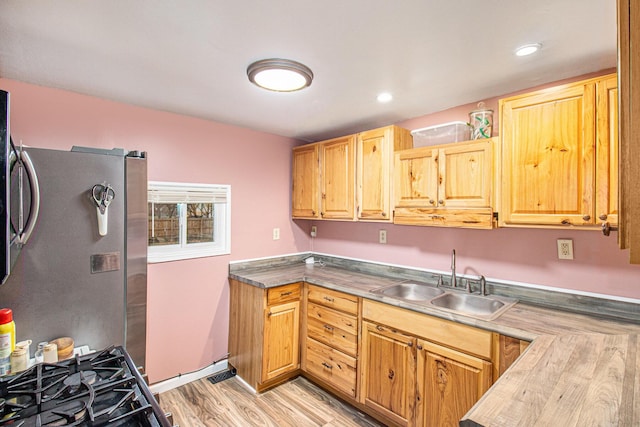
[357,125,412,221]
[596,74,618,226]
[263,300,300,381]
[320,135,356,220]
[361,321,416,427]
[438,140,493,209]
[393,139,495,229]
[292,144,319,219]
[416,340,492,427]
[394,146,439,209]
[500,81,596,226]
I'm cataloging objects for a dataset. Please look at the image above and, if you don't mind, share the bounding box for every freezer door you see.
[0,147,127,352]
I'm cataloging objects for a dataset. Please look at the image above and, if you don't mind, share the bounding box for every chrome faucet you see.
[450,249,456,288]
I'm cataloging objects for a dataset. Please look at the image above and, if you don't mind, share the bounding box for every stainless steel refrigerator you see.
[0,145,147,367]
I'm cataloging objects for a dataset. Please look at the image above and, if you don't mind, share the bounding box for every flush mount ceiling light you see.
[515,43,542,57]
[247,58,313,92]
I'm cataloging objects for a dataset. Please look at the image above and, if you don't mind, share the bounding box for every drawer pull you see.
[323,296,335,302]
[561,219,571,225]
[280,291,292,297]
[322,362,333,370]
[388,369,395,380]
[323,324,334,332]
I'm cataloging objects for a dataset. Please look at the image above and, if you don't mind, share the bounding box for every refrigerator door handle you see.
[17,150,40,245]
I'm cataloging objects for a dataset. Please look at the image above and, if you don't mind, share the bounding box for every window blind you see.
[148,182,229,204]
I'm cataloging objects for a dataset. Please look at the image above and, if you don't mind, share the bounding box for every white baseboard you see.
[149,360,229,395]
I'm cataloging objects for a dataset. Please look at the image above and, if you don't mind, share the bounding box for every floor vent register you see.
[207,365,237,385]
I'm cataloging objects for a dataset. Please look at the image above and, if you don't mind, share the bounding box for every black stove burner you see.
[0,346,170,427]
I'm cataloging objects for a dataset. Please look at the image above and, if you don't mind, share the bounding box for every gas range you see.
[0,346,171,426]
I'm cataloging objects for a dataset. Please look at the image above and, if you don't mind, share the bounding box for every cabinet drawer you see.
[307,302,357,334]
[362,299,493,360]
[307,284,359,315]
[267,283,301,305]
[305,338,357,398]
[307,312,358,356]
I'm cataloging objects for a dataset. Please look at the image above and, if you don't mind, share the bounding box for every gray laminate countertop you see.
[229,258,640,426]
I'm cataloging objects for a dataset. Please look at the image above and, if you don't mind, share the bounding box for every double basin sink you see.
[370,281,517,320]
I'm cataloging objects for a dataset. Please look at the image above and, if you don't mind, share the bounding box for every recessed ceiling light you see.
[515,43,542,57]
[247,58,313,92]
[377,92,393,103]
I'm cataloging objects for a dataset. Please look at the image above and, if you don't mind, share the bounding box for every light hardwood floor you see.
[159,376,385,427]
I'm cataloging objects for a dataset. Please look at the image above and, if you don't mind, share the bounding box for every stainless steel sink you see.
[429,292,517,320]
[371,282,445,301]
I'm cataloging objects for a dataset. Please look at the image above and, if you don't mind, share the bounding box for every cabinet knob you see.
[311,210,316,216]
[417,344,423,350]
[321,212,325,217]
[438,199,444,205]
[561,219,571,225]
[381,212,386,217]
[599,214,608,220]
[429,199,435,205]
[582,215,591,221]
[407,341,413,347]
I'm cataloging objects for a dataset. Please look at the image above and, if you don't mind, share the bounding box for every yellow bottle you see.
[0,308,16,376]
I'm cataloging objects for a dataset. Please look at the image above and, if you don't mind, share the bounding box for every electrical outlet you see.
[310,225,317,237]
[273,228,280,240]
[557,239,574,260]
[379,230,387,244]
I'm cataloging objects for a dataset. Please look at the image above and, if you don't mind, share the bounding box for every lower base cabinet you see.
[360,321,417,426]
[417,340,492,427]
[229,280,527,427]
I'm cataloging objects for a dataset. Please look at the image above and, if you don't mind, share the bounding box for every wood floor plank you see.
[161,376,384,427]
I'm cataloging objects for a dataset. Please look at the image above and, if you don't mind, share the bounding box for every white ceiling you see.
[0,1,617,142]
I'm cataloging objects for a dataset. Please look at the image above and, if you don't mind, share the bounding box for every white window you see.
[147,181,230,263]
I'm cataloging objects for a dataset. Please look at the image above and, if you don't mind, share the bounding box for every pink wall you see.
[0,78,309,383]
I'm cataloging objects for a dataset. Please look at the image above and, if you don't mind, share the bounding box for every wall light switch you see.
[557,239,574,260]
[310,225,317,237]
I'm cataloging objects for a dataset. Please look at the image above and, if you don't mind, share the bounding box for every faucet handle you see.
[432,274,443,287]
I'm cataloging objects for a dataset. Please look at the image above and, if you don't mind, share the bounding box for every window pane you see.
[148,203,180,246]
[186,203,214,244]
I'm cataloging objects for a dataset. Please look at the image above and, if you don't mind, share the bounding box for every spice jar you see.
[43,343,58,363]
[10,347,27,373]
[0,308,16,376]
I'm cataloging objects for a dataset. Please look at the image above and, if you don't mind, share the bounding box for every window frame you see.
[147,181,231,263]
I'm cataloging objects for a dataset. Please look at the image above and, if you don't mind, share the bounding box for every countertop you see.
[229,259,640,426]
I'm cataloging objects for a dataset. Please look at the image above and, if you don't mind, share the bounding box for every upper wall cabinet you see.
[320,135,357,220]
[292,125,411,222]
[292,135,356,220]
[292,144,320,218]
[357,125,413,221]
[499,73,618,228]
[393,138,497,229]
